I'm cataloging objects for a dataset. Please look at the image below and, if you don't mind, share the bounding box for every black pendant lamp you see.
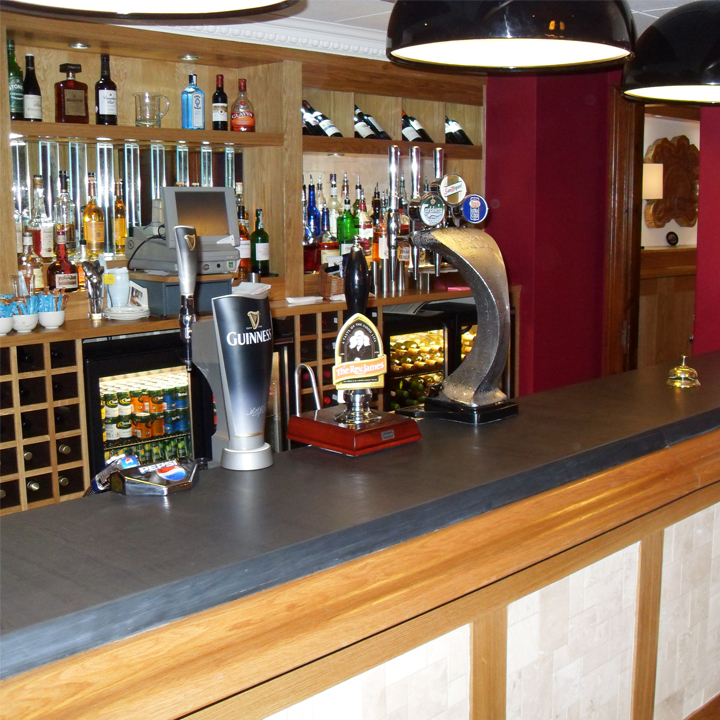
[386,0,635,72]
[623,1,720,104]
[2,0,298,23]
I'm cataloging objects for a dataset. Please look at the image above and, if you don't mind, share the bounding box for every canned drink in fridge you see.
[173,385,189,410]
[104,393,119,418]
[163,387,173,411]
[149,389,164,413]
[176,435,189,458]
[116,416,133,440]
[150,412,165,437]
[117,391,133,416]
[133,412,153,439]
[131,389,144,413]
[165,436,177,459]
[164,411,175,434]
[174,409,189,433]
[105,416,119,442]
[150,442,163,462]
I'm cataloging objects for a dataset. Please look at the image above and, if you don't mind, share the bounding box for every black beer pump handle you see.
[344,242,370,317]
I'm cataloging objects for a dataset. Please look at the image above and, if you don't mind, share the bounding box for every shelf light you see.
[180,54,198,61]
[387,0,635,72]
[4,0,298,23]
[69,42,90,49]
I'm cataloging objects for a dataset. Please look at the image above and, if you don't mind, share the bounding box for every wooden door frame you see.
[604,85,645,375]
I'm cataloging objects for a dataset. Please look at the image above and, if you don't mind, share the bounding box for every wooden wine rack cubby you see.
[0,339,90,514]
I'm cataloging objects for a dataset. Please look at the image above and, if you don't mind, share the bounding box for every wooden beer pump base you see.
[287,409,422,457]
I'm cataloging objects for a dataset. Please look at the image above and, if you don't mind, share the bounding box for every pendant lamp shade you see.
[386,0,635,72]
[622,1,720,104]
[2,0,298,23]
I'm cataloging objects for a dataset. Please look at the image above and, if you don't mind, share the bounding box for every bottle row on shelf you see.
[302,99,474,146]
[7,40,256,133]
[388,372,444,411]
[389,331,445,377]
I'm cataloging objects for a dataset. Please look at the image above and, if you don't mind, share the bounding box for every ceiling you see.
[265,0,693,36]
[153,1,699,61]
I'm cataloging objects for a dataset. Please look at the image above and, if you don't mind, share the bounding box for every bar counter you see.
[2,354,720,719]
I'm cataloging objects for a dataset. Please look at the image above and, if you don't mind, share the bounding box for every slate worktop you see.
[2,352,720,680]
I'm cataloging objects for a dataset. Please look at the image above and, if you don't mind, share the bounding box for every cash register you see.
[125,187,241,275]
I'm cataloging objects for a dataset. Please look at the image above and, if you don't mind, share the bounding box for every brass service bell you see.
[667,356,700,389]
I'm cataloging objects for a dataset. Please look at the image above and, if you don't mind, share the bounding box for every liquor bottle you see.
[306,175,321,239]
[18,231,44,291]
[181,74,205,130]
[317,203,340,267]
[301,104,322,135]
[359,106,391,140]
[327,173,341,237]
[231,78,255,132]
[212,74,228,131]
[357,192,373,256]
[354,106,380,139]
[114,179,127,256]
[337,196,355,256]
[55,64,89,124]
[28,175,54,260]
[372,213,388,262]
[83,172,105,260]
[47,228,79,292]
[445,116,473,146]
[371,184,383,226]
[402,111,433,142]
[250,208,270,276]
[302,100,342,138]
[399,175,408,213]
[236,196,251,282]
[316,173,326,209]
[341,172,350,206]
[351,175,362,217]
[54,171,77,258]
[303,197,318,274]
[95,54,118,125]
[23,54,42,122]
[7,39,24,120]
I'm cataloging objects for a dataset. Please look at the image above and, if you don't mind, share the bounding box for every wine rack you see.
[0,340,89,514]
[292,307,385,416]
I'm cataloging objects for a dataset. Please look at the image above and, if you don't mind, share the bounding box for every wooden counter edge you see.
[1,428,719,720]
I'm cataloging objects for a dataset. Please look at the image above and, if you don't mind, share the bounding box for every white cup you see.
[107,267,130,308]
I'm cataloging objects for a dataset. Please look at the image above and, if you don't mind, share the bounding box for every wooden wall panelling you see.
[242,61,303,295]
[403,98,445,147]
[446,101,485,149]
[446,158,485,197]
[630,531,664,720]
[0,19,17,293]
[355,93,402,142]
[471,607,507,720]
[603,86,644,376]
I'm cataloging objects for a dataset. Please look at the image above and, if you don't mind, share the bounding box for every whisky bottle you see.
[18,231,44,291]
[250,209,270,276]
[28,175,54,260]
[47,228,79,292]
[53,171,77,258]
[55,64,89,123]
[83,172,105,260]
[114,179,127,256]
[7,39,24,120]
[181,74,205,130]
[23,54,42,122]
[212,74,228,131]
[95,54,118,125]
[231,79,255,132]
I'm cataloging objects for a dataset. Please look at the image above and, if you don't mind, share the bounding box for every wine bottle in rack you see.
[401,111,422,142]
[354,106,380,139]
[301,104,323,135]
[357,105,391,140]
[445,116,473,145]
[302,100,342,138]
[95,54,117,125]
[23,54,42,122]
[402,111,433,142]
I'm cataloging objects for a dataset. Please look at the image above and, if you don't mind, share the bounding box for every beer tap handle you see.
[344,241,370,317]
[433,147,445,183]
[174,225,198,371]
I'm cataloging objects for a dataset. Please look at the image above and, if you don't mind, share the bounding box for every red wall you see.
[694,107,720,354]
[485,72,615,395]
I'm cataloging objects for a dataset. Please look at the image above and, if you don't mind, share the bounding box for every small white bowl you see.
[38,310,66,330]
[12,313,38,334]
[0,316,13,336]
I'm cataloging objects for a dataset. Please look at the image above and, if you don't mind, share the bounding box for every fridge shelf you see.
[104,430,192,454]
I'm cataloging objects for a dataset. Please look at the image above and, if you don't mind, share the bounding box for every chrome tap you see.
[174,225,198,371]
[386,145,404,294]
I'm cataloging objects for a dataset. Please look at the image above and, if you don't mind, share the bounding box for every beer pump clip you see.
[287,244,421,457]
